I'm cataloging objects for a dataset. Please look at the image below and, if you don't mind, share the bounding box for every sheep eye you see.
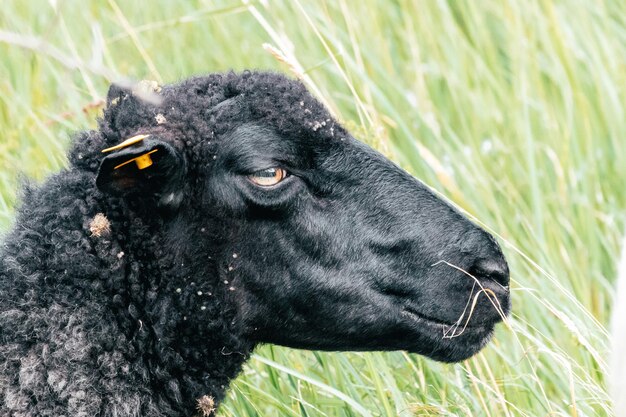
[248,168,288,187]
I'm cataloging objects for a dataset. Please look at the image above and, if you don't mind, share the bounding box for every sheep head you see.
[88,71,510,363]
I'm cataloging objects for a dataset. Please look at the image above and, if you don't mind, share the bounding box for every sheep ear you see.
[96,136,185,208]
[106,83,130,107]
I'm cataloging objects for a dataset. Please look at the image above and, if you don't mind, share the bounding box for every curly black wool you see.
[0,71,340,417]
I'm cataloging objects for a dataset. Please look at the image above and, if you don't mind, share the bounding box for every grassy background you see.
[1,1,625,415]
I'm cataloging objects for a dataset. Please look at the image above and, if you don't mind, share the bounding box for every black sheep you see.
[0,71,510,416]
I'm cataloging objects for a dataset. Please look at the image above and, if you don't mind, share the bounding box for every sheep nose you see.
[470,257,510,288]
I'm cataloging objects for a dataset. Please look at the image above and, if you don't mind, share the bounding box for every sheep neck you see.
[96,198,255,411]
[0,172,254,415]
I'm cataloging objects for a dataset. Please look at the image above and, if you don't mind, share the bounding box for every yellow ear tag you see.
[114,149,158,170]
[101,134,150,153]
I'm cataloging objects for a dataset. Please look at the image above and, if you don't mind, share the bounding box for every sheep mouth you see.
[401,306,494,333]
[402,307,459,327]
[401,306,497,362]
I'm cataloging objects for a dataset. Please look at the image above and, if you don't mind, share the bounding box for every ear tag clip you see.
[113,149,158,170]
[101,134,150,153]
[101,134,157,170]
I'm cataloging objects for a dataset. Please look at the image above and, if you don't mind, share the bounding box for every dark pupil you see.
[257,169,277,178]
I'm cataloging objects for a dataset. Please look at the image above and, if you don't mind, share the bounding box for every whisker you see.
[443,280,476,338]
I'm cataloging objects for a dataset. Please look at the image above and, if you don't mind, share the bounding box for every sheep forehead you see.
[170,72,329,119]
[99,72,340,160]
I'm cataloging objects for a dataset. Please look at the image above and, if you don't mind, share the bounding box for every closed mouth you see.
[402,306,458,327]
[401,306,491,332]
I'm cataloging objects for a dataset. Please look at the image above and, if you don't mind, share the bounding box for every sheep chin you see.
[401,307,496,363]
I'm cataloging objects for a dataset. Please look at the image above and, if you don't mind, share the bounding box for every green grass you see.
[1,1,624,415]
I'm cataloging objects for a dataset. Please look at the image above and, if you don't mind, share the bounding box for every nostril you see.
[470,257,510,287]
